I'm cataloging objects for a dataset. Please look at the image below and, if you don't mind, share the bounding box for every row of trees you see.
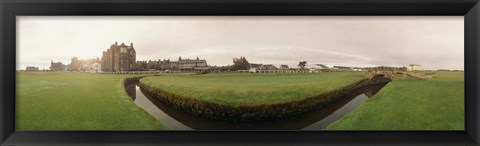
[232,56,250,70]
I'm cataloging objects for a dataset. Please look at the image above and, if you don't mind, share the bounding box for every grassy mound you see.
[140,72,365,106]
[16,72,166,130]
[326,72,464,130]
[139,72,378,121]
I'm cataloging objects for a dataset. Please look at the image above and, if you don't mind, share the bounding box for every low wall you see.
[135,76,391,121]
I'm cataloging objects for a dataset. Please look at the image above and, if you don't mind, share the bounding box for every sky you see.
[17,16,464,70]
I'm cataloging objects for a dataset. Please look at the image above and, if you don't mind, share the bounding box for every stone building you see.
[101,42,136,72]
[160,59,179,70]
[67,57,82,71]
[135,56,209,71]
[178,56,209,71]
[50,61,66,71]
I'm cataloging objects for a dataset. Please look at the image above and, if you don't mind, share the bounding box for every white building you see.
[87,63,102,73]
[279,64,289,70]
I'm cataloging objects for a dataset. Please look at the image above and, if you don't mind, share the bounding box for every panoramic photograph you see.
[16,16,464,130]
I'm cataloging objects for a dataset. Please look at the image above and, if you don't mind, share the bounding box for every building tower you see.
[101,42,136,72]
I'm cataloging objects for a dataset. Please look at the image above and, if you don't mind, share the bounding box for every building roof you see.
[178,58,207,63]
[262,64,276,67]
[315,64,329,68]
[249,63,263,68]
[261,64,277,69]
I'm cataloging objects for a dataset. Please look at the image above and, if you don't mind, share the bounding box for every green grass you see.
[140,72,365,106]
[326,72,464,130]
[16,72,166,130]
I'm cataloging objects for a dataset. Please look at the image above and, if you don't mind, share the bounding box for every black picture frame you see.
[1,0,479,145]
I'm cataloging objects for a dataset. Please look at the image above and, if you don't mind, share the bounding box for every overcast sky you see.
[17,16,464,70]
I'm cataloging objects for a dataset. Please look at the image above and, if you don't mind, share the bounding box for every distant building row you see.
[241,63,425,72]
[42,42,428,73]
[44,42,210,73]
[331,64,424,72]
[99,42,210,72]
[135,56,209,71]
[243,63,326,72]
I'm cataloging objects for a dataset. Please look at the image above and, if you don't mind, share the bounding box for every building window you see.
[120,47,127,53]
